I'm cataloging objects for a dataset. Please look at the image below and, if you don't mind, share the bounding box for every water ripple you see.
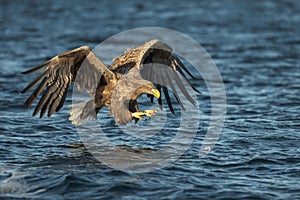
[1,0,300,199]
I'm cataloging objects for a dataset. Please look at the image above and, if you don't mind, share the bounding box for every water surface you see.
[1,0,300,199]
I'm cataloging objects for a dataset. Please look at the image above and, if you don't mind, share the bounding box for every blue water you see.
[1,0,300,199]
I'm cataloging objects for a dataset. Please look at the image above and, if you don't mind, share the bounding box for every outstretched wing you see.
[21,46,114,118]
[138,39,200,113]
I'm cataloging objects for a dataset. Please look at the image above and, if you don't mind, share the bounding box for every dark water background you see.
[1,0,300,199]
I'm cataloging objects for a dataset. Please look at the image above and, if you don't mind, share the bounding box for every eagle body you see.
[22,40,199,125]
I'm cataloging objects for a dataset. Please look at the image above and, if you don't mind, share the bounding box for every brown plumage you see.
[21,39,200,125]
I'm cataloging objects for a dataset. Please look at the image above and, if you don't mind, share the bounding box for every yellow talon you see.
[144,110,158,117]
[132,112,145,120]
[132,110,158,121]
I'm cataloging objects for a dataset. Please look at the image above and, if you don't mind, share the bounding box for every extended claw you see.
[132,111,145,120]
[143,110,158,117]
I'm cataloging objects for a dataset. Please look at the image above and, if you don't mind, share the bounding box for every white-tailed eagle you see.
[21,39,200,125]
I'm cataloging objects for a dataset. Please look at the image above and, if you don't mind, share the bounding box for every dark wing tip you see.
[21,59,54,74]
[21,67,38,74]
[174,56,196,79]
[21,68,36,74]
[193,86,202,94]
[162,86,175,114]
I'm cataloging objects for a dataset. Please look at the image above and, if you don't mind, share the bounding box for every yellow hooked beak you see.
[151,88,160,99]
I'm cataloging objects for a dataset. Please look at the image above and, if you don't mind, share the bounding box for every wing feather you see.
[154,66,175,113]
[22,46,113,118]
[138,40,200,113]
[158,67,176,112]
[174,56,195,79]
[162,86,175,114]
[21,70,48,94]
[168,68,195,105]
[164,70,185,110]
[48,77,70,116]
[24,77,48,108]
[156,84,163,109]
